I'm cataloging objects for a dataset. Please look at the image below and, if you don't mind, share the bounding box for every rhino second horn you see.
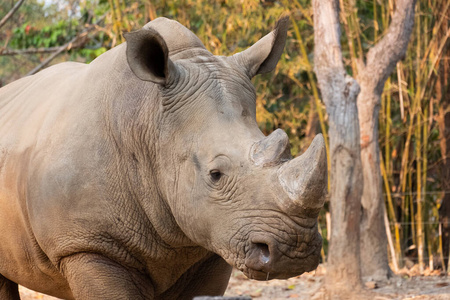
[277,134,327,210]
[250,129,292,167]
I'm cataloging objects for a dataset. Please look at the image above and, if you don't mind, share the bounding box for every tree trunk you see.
[358,101,389,280]
[313,0,363,295]
[356,0,416,281]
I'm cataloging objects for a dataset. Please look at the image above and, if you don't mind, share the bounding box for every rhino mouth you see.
[242,268,275,281]
[239,256,319,281]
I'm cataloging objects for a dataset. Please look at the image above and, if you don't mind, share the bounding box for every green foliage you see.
[10,20,78,49]
[76,46,107,61]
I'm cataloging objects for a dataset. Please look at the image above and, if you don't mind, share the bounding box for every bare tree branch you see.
[26,30,90,76]
[0,44,104,56]
[0,0,26,30]
[1,46,74,56]
[312,0,346,99]
[358,0,417,95]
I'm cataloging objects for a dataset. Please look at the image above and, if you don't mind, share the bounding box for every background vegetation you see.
[1,0,449,273]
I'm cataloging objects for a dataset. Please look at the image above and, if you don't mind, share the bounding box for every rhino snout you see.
[243,234,321,280]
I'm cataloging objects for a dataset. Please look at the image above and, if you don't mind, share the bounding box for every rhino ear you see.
[124,28,177,85]
[233,15,289,78]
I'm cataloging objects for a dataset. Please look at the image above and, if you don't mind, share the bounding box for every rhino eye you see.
[209,170,222,182]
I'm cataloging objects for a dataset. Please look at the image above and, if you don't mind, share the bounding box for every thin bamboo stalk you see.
[119,0,131,31]
[416,111,424,274]
[415,3,425,274]
[409,167,416,246]
[417,1,450,72]
[107,0,118,43]
[380,0,388,30]
[350,5,363,60]
[373,0,378,42]
[399,64,420,215]
[399,111,415,200]
[439,223,446,272]
[423,102,430,271]
[385,209,399,272]
[381,155,402,266]
[338,0,358,75]
[387,0,394,18]
[113,0,123,27]
[386,77,391,179]
[395,63,407,248]
[292,0,313,25]
[399,45,419,208]
[397,62,405,120]
[401,179,408,252]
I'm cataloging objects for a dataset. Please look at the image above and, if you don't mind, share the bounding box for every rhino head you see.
[124,16,327,280]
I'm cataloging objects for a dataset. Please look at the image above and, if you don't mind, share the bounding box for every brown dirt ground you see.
[19,265,450,299]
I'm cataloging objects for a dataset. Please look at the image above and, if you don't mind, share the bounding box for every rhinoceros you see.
[0,16,327,299]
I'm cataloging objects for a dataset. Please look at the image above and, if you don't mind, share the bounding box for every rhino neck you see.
[90,44,200,251]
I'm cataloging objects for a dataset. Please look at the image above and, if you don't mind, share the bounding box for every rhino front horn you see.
[277,134,327,211]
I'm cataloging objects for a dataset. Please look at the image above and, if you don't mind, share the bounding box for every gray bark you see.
[313,0,363,294]
[357,0,416,281]
[0,0,26,30]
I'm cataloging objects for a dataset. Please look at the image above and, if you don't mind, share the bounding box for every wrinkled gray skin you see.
[0,17,327,299]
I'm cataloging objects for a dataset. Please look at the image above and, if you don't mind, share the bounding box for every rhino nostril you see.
[255,243,270,265]
[245,241,273,272]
